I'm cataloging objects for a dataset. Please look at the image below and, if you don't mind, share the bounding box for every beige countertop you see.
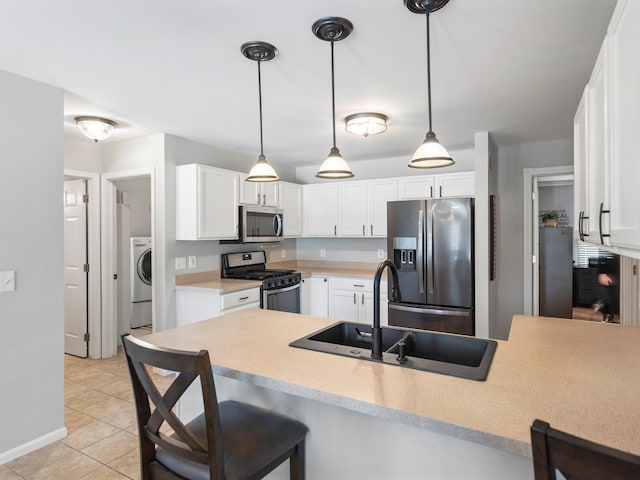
[174,278,262,293]
[142,311,640,458]
[175,262,382,292]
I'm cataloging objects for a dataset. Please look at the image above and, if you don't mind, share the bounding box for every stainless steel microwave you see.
[236,205,283,243]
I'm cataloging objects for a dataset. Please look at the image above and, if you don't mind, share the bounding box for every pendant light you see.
[242,41,279,182]
[406,0,454,168]
[313,17,354,179]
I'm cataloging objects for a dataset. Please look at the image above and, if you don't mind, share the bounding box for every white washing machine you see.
[130,237,152,328]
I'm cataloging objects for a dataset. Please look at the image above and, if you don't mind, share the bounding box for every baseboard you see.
[0,427,67,465]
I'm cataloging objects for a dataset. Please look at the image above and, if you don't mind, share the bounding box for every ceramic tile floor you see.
[0,327,174,480]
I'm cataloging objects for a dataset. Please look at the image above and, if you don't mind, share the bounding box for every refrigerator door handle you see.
[426,204,434,296]
[417,208,424,294]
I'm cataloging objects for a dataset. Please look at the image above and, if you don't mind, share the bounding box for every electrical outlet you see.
[281,249,286,259]
[377,249,385,259]
[188,256,197,269]
[320,249,326,258]
[175,257,186,270]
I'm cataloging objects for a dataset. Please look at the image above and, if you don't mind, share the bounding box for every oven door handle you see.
[262,282,300,308]
[264,283,300,295]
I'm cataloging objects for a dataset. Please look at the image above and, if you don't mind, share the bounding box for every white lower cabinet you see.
[176,286,260,327]
[329,277,387,325]
[301,276,329,317]
[220,288,260,315]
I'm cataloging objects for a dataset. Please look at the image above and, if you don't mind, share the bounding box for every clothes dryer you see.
[130,237,152,327]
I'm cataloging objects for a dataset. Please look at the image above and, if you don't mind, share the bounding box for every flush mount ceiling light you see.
[313,16,354,179]
[406,0,454,168]
[344,112,388,137]
[242,41,279,182]
[74,116,117,143]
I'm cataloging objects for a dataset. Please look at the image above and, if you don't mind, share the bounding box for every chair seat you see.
[157,400,308,480]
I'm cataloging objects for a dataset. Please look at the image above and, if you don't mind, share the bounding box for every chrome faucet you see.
[372,260,400,360]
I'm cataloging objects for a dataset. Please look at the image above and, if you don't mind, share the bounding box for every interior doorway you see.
[101,168,154,358]
[63,170,101,358]
[524,166,621,323]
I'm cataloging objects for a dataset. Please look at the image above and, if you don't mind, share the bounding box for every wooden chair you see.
[531,419,640,480]
[121,334,308,480]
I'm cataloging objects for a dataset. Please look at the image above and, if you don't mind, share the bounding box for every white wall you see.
[295,148,475,184]
[64,138,101,173]
[494,138,573,339]
[296,237,386,263]
[0,70,65,460]
[114,177,152,237]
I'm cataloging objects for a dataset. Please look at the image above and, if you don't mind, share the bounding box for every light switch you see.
[175,257,186,270]
[188,256,197,269]
[377,249,385,259]
[0,270,15,292]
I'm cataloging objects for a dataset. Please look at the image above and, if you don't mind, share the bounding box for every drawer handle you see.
[353,284,365,288]
[239,296,249,301]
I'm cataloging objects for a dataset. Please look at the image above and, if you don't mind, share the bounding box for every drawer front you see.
[221,288,261,310]
[330,277,373,291]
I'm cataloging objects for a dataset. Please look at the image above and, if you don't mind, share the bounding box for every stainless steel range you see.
[221,250,301,314]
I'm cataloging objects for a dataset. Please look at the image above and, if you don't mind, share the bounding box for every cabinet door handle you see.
[256,193,261,205]
[578,211,583,240]
[370,224,373,236]
[363,225,365,236]
[324,278,327,282]
[430,186,433,197]
[263,193,266,205]
[582,212,589,238]
[439,185,443,197]
[239,296,249,301]
[361,293,364,305]
[599,203,610,245]
[353,284,365,288]
[353,293,356,304]
[334,225,337,236]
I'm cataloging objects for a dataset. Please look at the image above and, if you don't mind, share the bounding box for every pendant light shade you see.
[242,41,279,182]
[405,0,454,168]
[409,131,453,168]
[313,17,354,179]
[74,116,117,142]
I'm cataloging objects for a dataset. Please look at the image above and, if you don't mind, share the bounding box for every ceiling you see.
[0,1,616,167]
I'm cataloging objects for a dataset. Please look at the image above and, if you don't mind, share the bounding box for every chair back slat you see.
[531,419,640,480]
[122,334,225,479]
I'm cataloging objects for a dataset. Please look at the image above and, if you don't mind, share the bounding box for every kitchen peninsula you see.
[143,310,640,480]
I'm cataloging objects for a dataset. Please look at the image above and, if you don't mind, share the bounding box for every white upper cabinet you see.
[304,178,399,238]
[240,176,279,207]
[367,179,398,237]
[436,172,475,198]
[586,41,610,246]
[397,172,474,200]
[397,175,436,199]
[339,181,368,237]
[575,0,640,256]
[608,0,640,250]
[574,87,590,242]
[176,164,239,240]
[304,183,339,236]
[279,181,303,237]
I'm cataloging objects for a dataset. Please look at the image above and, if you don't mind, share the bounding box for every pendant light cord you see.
[331,39,337,149]
[257,58,264,156]
[425,10,433,134]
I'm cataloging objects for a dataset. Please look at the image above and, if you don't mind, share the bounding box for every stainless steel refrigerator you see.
[387,198,474,335]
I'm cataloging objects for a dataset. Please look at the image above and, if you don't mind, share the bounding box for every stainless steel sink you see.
[289,321,497,381]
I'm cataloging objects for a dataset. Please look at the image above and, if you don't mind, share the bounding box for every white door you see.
[64,179,88,357]
[532,177,540,316]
